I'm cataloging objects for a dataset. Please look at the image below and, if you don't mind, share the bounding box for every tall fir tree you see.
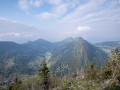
[109,48,120,80]
[86,63,97,80]
[39,60,50,90]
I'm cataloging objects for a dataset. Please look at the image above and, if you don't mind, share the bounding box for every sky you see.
[0,0,120,43]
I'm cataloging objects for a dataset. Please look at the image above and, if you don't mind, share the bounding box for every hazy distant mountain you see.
[50,37,107,76]
[94,41,120,53]
[0,37,108,80]
[0,40,53,79]
[24,39,55,54]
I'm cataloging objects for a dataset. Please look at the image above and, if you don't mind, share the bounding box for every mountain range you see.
[0,37,119,80]
[95,41,120,53]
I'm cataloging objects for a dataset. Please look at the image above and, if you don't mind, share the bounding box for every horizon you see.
[0,36,120,44]
[0,0,120,43]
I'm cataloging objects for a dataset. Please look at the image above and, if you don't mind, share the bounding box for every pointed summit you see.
[75,37,84,40]
[63,37,74,42]
[62,37,85,43]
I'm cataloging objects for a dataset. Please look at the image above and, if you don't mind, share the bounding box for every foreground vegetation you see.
[1,48,120,90]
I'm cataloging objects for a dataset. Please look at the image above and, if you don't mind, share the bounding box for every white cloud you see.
[35,2,69,20]
[53,0,80,17]
[6,0,120,43]
[66,26,91,36]
[62,0,107,21]
[18,0,64,19]
[18,0,120,22]
[76,26,91,32]
[0,32,21,37]
[35,3,69,19]
[18,0,43,11]
[68,0,79,8]
[30,0,43,7]
[0,17,42,43]
[58,0,120,27]
[0,17,10,21]
[0,17,17,23]
[54,3,69,16]
[18,0,82,20]
[19,0,29,11]
[35,12,56,19]
[48,0,63,6]
[73,26,91,36]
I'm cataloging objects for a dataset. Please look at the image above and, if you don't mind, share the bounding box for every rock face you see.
[0,37,108,79]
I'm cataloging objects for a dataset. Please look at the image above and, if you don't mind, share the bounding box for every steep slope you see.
[50,37,108,76]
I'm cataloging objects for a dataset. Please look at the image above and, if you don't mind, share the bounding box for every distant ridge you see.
[95,41,120,53]
[0,37,108,79]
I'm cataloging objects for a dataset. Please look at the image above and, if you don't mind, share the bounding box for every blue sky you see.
[0,0,120,43]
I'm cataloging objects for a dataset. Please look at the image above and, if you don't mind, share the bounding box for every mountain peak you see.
[35,39,46,42]
[64,37,74,42]
[74,37,84,42]
[64,37,84,42]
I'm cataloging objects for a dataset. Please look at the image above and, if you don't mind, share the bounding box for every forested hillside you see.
[1,48,120,90]
[0,37,108,80]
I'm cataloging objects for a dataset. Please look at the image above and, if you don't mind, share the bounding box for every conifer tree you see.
[86,64,96,80]
[39,60,50,90]
[108,48,120,80]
